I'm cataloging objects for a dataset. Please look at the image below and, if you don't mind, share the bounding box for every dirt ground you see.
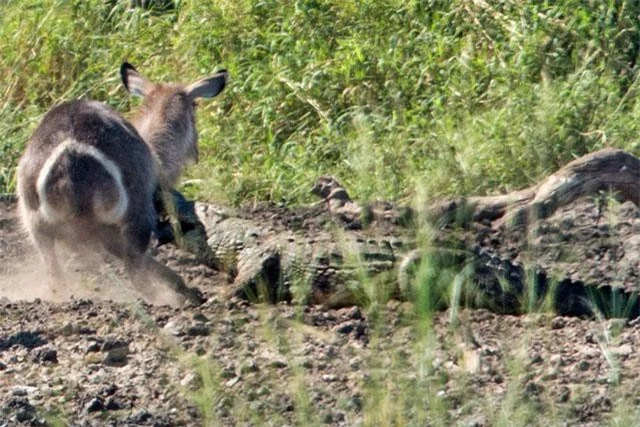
[1,196,640,426]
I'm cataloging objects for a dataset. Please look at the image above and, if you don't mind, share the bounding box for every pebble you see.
[576,360,591,372]
[105,397,122,411]
[322,374,338,382]
[186,324,210,337]
[31,346,58,364]
[334,322,355,335]
[180,372,202,390]
[550,317,566,330]
[225,376,240,388]
[100,384,118,396]
[129,408,152,423]
[163,321,184,336]
[10,386,38,397]
[84,341,101,353]
[549,354,564,366]
[612,344,633,358]
[103,346,130,366]
[85,398,104,413]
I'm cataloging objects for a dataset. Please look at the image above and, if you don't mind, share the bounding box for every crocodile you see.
[160,170,640,317]
[194,201,410,307]
[156,181,417,306]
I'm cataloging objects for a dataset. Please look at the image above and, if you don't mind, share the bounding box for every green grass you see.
[2,0,640,204]
[3,1,640,425]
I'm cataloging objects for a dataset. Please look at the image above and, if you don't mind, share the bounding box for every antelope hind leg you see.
[31,229,66,288]
[128,254,205,306]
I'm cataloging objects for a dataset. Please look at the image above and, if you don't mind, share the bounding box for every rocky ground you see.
[1,194,640,426]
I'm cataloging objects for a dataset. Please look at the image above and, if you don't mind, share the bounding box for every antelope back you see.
[17,100,157,235]
[17,63,228,243]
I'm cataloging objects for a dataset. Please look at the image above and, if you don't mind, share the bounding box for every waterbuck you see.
[16,63,228,305]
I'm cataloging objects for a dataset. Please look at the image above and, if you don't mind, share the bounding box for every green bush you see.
[2,0,640,204]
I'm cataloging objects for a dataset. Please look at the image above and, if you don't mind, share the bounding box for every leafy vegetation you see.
[2,1,640,424]
[2,0,640,204]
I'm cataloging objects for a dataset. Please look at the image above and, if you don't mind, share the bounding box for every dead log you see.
[426,148,640,227]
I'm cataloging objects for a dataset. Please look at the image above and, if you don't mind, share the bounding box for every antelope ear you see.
[120,63,153,97]
[186,70,228,100]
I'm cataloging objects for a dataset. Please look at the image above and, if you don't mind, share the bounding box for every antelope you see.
[16,63,228,305]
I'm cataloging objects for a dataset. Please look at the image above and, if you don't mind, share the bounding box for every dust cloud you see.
[0,200,184,307]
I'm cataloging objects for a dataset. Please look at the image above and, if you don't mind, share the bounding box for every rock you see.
[550,317,566,330]
[575,360,590,371]
[192,313,209,322]
[346,306,363,320]
[322,374,338,382]
[84,353,103,365]
[549,354,564,367]
[85,341,101,353]
[101,338,129,352]
[128,408,152,423]
[3,396,35,414]
[612,344,633,358]
[105,397,122,411]
[31,345,58,364]
[101,339,130,366]
[102,347,129,365]
[225,376,240,388]
[10,386,38,397]
[163,320,184,336]
[85,397,104,413]
[14,409,37,423]
[186,323,210,337]
[334,322,355,334]
[58,322,75,336]
[463,349,481,373]
[99,384,118,397]
[580,347,600,359]
[180,372,202,390]
[0,330,47,350]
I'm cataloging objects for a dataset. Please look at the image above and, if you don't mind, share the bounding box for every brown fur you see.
[132,86,198,188]
[16,63,228,305]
